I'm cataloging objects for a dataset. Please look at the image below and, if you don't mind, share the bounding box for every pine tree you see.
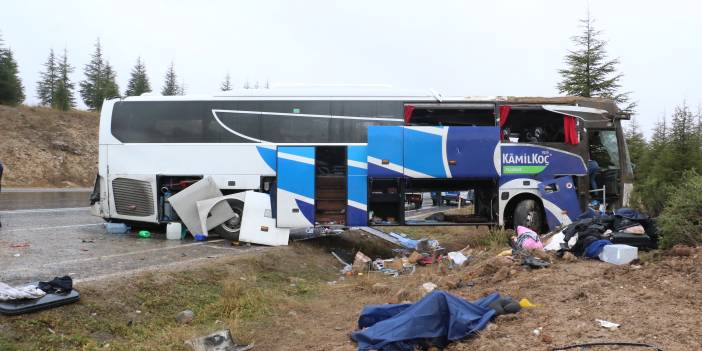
[557,13,636,113]
[102,62,119,100]
[36,49,58,106]
[53,48,75,111]
[79,39,105,110]
[79,39,119,111]
[0,34,26,105]
[220,73,232,91]
[125,57,151,96]
[161,62,179,96]
[178,79,186,96]
[624,116,647,177]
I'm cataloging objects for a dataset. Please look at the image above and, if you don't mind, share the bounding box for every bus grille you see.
[112,178,154,217]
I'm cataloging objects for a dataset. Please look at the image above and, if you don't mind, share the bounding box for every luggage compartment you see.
[315,146,348,225]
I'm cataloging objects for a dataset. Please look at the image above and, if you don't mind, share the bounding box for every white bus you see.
[91,90,633,238]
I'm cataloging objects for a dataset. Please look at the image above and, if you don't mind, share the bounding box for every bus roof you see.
[116,91,623,117]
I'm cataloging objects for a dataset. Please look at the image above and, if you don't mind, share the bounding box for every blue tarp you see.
[351,291,500,351]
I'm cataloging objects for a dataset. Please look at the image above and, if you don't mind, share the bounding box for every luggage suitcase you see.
[610,232,655,250]
[0,288,80,316]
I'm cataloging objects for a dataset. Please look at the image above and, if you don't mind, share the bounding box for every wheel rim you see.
[220,212,242,233]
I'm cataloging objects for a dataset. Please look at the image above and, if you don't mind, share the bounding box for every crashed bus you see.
[90,91,633,239]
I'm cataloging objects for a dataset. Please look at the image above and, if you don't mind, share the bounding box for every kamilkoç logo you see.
[502,150,551,174]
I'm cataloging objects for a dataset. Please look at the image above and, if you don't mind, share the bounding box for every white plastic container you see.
[598,244,638,265]
[166,222,182,240]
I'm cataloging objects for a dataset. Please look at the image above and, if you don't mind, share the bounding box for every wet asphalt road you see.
[0,189,262,285]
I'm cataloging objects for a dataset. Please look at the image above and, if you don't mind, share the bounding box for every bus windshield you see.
[589,130,620,169]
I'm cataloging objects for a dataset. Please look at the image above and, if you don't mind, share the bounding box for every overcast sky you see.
[2,0,701,136]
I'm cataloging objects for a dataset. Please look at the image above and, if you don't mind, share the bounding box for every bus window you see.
[589,130,620,169]
[212,101,262,143]
[112,101,213,143]
[261,101,331,143]
[407,108,494,126]
[501,108,567,143]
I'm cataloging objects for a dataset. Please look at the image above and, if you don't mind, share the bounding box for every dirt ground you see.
[0,105,98,188]
[1,228,700,351]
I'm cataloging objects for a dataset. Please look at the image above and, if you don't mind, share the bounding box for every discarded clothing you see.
[584,239,612,258]
[487,297,521,316]
[563,209,659,254]
[0,282,46,301]
[38,276,73,294]
[522,256,550,268]
[352,291,500,351]
[514,226,543,250]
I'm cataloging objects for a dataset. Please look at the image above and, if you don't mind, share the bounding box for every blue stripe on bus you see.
[280,146,315,159]
[295,199,315,225]
[368,126,403,168]
[347,145,368,164]
[403,128,446,178]
[347,206,367,226]
[347,175,367,205]
[256,146,277,171]
[277,158,314,199]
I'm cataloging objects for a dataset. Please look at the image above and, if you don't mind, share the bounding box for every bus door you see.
[347,146,368,226]
[537,176,581,229]
[276,146,315,228]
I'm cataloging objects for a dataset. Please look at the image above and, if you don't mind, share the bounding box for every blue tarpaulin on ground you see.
[351,290,500,351]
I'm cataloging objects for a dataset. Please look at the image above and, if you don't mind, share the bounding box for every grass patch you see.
[0,245,337,351]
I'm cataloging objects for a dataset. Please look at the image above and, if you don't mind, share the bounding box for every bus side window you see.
[501,109,566,143]
[261,101,331,143]
[330,101,379,143]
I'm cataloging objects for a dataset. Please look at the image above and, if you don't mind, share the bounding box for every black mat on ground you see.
[0,289,80,316]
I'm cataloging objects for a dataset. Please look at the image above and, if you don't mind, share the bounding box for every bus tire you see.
[512,199,544,231]
[213,199,244,241]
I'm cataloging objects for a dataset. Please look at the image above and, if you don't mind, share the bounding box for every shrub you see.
[658,171,702,248]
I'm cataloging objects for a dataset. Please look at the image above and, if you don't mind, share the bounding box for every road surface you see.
[0,190,264,285]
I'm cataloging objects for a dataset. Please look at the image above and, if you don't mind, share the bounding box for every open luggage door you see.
[276,146,316,228]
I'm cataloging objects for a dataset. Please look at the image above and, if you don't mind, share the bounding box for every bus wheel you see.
[213,199,244,241]
[512,199,544,231]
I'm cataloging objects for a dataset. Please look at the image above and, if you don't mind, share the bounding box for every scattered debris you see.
[184,329,254,351]
[522,256,550,269]
[447,251,469,266]
[9,242,30,248]
[0,282,46,301]
[421,282,438,294]
[487,297,521,316]
[596,319,621,330]
[518,298,538,308]
[176,310,195,324]
[514,226,544,251]
[105,222,130,234]
[138,230,151,238]
[550,342,663,351]
[352,251,371,272]
[599,244,638,265]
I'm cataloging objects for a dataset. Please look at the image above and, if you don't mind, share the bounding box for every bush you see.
[658,171,702,248]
